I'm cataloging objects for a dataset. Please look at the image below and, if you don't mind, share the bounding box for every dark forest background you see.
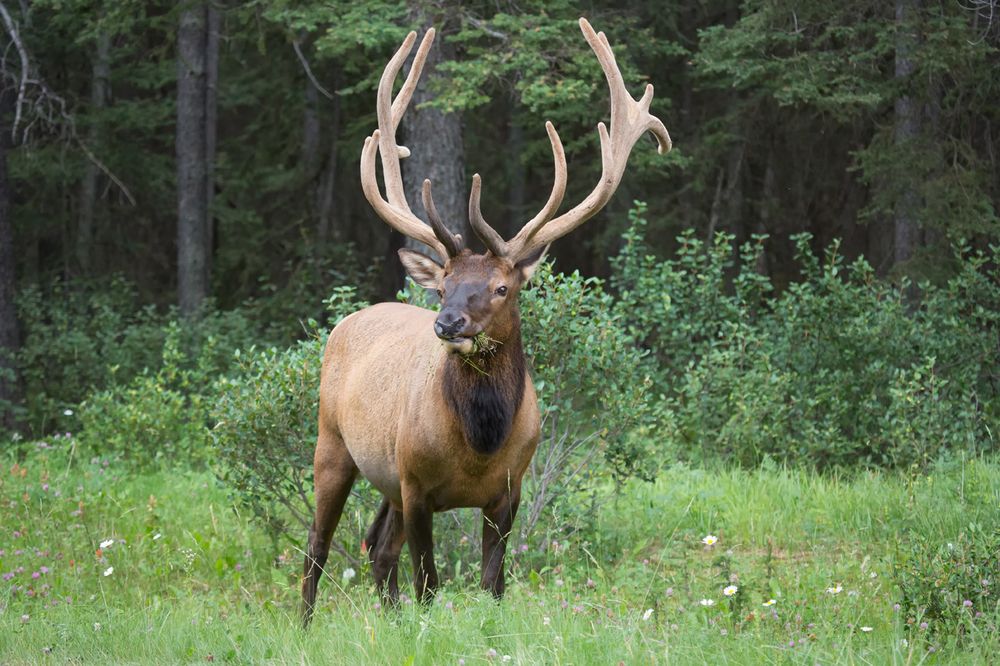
[0,0,998,441]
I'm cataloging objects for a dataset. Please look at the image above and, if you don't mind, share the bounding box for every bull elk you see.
[301,17,670,623]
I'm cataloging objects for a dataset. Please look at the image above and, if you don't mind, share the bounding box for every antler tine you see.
[468,174,508,256]
[423,179,464,257]
[504,17,672,262]
[470,121,566,258]
[502,121,567,257]
[360,28,461,260]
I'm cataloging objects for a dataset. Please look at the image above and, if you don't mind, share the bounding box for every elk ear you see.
[398,248,444,289]
[515,245,549,283]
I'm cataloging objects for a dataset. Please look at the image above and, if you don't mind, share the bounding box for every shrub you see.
[517,262,663,535]
[210,286,369,537]
[14,276,262,437]
[612,202,999,469]
[77,322,217,468]
[15,277,164,435]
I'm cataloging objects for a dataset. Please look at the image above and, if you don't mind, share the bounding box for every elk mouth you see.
[439,335,476,355]
[439,331,502,357]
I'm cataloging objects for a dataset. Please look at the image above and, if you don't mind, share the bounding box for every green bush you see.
[210,286,369,537]
[612,202,999,469]
[13,276,262,437]
[517,262,663,534]
[77,322,218,468]
[14,277,164,435]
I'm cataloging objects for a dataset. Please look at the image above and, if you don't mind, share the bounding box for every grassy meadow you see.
[2,437,999,664]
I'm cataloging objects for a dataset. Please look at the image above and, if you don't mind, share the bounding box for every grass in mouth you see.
[461,332,501,375]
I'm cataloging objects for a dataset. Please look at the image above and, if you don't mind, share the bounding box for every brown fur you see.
[301,252,543,623]
[443,314,526,455]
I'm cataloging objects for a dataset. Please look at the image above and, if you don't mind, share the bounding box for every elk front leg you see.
[301,427,357,627]
[481,487,520,599]
[402,489,439,603]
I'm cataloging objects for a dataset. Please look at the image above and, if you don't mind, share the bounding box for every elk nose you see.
[434,312,466,338]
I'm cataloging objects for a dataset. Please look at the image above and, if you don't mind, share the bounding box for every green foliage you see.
[15,277,162,434]
[14,277,260,437]
[520,262,660,484]
[693,0,1000,257]
[894,522,1000,640]
[696,4,890,118]
[212,336,324,535]
[77,322,218,468]
[613,203,999,469]
[210,286,369,536]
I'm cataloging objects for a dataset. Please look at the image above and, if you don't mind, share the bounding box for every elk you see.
[301,17,670,624]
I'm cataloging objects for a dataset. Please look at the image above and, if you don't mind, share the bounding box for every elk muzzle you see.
[435,310,476,354]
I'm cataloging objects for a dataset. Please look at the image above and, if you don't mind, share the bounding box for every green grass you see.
[2,440,999,664]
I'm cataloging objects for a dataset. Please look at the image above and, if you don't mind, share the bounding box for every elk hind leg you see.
[370,503,406,604]
[364,499,391,569]
[402,488,439,603]
[301,427,357,626]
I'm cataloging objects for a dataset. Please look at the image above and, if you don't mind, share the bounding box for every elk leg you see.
[481,487,520,599]
[301,428,357,627]
[402,491,439,603]
[372,504,406,604]
[364,499,392,569]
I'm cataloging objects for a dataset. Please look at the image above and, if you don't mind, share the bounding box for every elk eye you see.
[495,285,508,297]
[436,289,444,298]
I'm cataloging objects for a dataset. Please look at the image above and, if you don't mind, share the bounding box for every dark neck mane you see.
[442,322,526,455]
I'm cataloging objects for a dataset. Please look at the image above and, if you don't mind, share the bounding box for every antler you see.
[360,29,464,261]
[470,17,671,262]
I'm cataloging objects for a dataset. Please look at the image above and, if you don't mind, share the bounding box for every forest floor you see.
[2,440,999,664]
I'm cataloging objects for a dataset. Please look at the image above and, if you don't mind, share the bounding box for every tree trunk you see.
[0,91,21,434]
[723,141,745,239]
[77,28,111,276]
[400,26,466,256]
[506,108,526,239]
[205,4,220,264]
[302,77,321,179]
[893,0,921,267]
[755,150,775,276]
[316,71,341,251]
[176,0,210,316]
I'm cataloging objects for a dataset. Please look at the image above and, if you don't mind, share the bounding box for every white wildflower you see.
[100,539,114,549]
[723,585,738,597]
[103,566,114,576]
[701,534,718,546]
[642,608,653,621]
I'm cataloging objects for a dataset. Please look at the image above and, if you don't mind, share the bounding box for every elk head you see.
[360,18,672,355]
